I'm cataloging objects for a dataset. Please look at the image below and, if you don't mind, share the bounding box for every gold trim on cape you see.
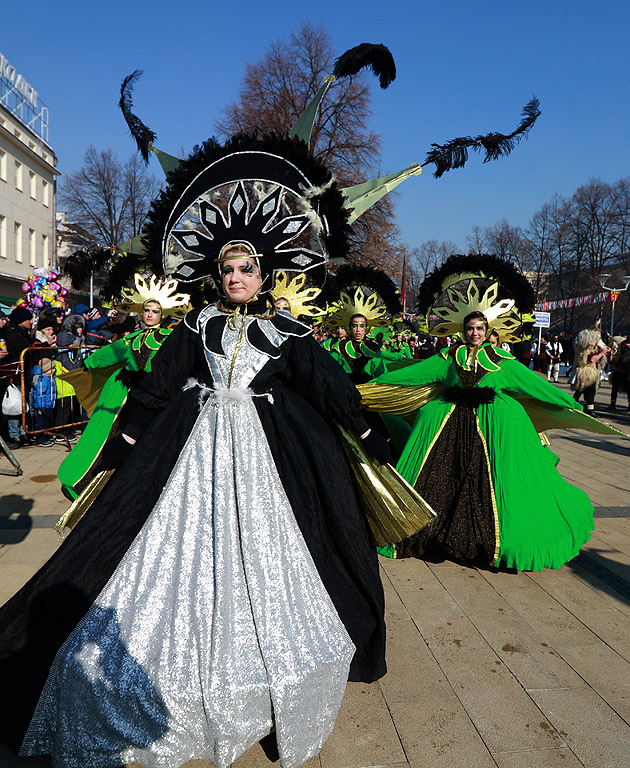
[55,470,116,533]
[357,381,446,416]
[337,426,436,548]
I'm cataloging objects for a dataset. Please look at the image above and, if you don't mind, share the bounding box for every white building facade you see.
[0,50,58,308]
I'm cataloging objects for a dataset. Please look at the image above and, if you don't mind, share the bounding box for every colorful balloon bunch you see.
[18,267,68,311]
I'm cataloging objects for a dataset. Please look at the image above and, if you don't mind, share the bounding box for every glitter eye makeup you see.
[242,262,256,275]
[221,265,234,275]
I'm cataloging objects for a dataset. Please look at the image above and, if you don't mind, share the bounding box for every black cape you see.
[0,306,386,752]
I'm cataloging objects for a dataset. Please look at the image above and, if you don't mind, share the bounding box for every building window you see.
[0,149,6,182]
[15,161,22,191]
[42,179,49,207]
[29,171,37,199]
[0,216,6,259]
[29,229,36,266]
[15,222,22,262]
[42,233,49,268]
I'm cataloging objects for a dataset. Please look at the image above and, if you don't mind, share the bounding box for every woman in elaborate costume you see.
[359,255,624,571]
[0,127,389,768]
[57,273,189,502]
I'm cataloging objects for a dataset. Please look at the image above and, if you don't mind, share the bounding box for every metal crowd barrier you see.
[14,345,102,448]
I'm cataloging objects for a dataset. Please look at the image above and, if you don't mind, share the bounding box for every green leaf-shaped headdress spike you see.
[342,162,423,223]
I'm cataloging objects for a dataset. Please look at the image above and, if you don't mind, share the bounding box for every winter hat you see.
[36,316,58,332]
[9,307,33,324]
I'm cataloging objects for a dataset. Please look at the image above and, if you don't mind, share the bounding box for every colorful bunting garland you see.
[536,291,617,312]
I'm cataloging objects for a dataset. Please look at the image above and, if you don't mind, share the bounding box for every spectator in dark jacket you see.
[3,307,33,447]
[75,304,118,346]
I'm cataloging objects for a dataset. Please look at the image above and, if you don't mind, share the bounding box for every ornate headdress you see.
[116,273,190,320]
[270,271,325,320]
[96,48,539,302]
[322,264,403,333]
[417,254,536,343]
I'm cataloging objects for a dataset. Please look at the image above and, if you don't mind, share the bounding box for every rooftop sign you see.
[0,52,38,107]
[0,51,49,145]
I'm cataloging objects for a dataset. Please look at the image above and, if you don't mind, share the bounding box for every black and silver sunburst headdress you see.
[142,133,350,294]
[108,45,541,301]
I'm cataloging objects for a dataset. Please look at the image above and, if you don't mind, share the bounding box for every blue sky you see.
[3,0,629,251]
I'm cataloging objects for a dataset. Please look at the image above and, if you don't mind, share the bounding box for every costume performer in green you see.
[360,255,625,570]
[321,265,406,385]
[57,274,189,501]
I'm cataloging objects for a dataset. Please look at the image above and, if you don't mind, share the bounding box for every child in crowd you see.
[31,357,56,446]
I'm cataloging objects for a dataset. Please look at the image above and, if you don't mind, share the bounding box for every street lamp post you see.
[597,273,630,336]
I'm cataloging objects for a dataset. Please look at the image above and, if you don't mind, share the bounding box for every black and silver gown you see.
[0,302,386,768]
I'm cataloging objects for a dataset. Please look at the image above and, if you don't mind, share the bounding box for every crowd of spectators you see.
[0,304,139,450]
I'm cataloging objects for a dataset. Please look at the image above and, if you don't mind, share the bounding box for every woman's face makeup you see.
[350,316,367,342]
[464,320,487,347]
[143,302,162,327]
[221,256,262,304]
[274,297,291,312]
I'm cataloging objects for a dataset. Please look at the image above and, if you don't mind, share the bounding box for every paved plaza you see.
[1,377,629,768]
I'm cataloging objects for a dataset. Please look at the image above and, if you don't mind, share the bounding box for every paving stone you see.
[433,566,520,619]
[526,566,624,618]
[566,608,630,661]
[580,538,630,587]
[0,562,42,603]
[0,528,60,564]
[380,568,412,623]
[530,687,630,768]
[2,396,630,768]
[388,699,496,768]
[434,646,566,752]
[514,603,599,648]
[552,643,630,722]
[379,555,443,594]
[319,682,405,768]
[493,747,585,767]
[378,617,448,703]
[400,582,488,652]
[566,560,630,617]
[468,613,587,691]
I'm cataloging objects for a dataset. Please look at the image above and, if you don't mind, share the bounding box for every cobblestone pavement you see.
[1,374,629,768]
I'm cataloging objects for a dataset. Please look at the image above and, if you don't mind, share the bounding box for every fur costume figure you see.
[571,328,607,393]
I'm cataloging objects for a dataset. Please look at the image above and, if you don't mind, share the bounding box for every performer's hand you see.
[97,434,136,471]
[360,429,392,465]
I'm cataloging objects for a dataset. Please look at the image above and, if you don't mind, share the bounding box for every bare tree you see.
[403,239,458,309]
[59,146,160,248]
[465,225,489,255]
[215,22,406,274]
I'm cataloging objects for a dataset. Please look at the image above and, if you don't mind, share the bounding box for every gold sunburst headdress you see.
[322,265,402,334]
[417,254,536,344]
[117,273,190,320]
[270,271,326,320]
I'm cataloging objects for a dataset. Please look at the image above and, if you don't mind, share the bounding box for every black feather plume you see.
[119,70,156,164]
[423,97,541,178]
[63,247,112,290]
[333,43,396,89]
